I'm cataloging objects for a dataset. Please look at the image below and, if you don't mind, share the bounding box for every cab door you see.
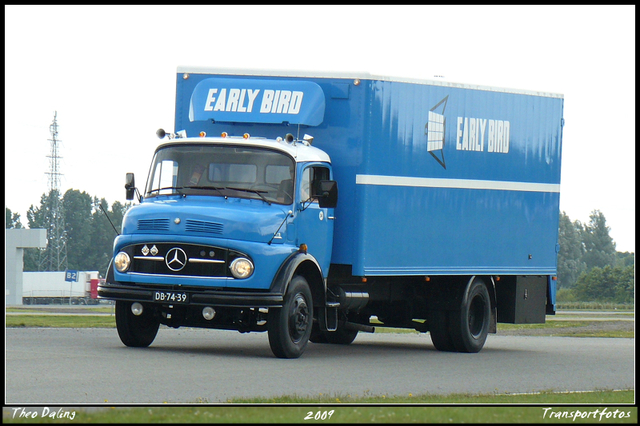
[295,164,335,277]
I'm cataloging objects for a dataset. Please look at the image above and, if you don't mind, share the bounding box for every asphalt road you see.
[5,327,634,404]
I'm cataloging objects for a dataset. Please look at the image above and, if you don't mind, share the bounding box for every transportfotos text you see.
[542,407,631,421]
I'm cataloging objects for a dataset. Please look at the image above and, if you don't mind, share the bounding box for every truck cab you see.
[100,131,338,358]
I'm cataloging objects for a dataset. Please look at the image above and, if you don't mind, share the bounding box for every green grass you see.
[5,314,116,328]
[5,314,634,338]
[496,320,634,338]
[226,389,635,404]
[2,391,636,423]
[556,302,634,310]
[6,306,114,313]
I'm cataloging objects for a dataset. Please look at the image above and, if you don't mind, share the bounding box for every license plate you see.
[153,291,188,303]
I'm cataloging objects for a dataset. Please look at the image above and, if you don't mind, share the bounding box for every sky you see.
[4,5,635,253]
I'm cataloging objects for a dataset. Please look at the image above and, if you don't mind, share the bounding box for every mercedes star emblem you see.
[165,247,188,271]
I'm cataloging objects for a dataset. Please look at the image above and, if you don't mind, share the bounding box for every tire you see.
[449,278,491,353]
[268,276,313,358]
[428,309,456,351]
[115,301,160,348]
[309,322,329,344]
[325,326,358,345]
[311,322,359,345]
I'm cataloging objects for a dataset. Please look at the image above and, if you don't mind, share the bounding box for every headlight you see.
[229,257,254,279]
[114,252,131,272]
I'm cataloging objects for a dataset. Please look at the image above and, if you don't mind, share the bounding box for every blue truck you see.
[98,67,564,358]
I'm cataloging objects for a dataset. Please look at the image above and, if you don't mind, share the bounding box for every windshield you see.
[145,144,295,205]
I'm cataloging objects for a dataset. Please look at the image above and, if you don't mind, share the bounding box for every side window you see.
[301,166,330,203]
[312,167,330,197]
[300,168,312,202]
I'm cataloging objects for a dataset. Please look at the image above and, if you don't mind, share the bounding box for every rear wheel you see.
[428,309,455,351]
[311,321,359,345]
[268,276,313,358]
[449,277,491,353]
[326,326,358,345]
[115,301,160,348]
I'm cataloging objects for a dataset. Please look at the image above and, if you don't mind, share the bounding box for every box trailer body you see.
[99,67,563,358]
[23,271,101,304]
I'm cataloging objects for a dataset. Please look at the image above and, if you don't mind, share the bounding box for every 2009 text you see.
[304,410,335,421]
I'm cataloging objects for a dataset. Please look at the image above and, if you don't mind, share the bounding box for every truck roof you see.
[177,66,564,99]
[157,135,332,164]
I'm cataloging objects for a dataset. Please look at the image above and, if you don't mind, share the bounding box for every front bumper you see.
[97,282,284,308]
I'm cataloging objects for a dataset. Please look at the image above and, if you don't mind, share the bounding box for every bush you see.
[555,288,577,303]
[573,264,634,304]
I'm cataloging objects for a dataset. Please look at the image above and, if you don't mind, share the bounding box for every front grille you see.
[128,243,245,278]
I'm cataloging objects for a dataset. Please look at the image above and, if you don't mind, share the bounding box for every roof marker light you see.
[199,131,206,137]
[303,134,314,145]
[243,133,250,139]
[221,132,228,138]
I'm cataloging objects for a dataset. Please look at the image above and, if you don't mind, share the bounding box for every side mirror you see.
[125,173,136,201]
[317,180,338,209]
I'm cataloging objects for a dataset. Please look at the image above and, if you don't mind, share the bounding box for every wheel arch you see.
[271,252,326,309]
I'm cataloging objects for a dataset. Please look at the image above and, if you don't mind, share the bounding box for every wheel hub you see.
[289,294,310,342]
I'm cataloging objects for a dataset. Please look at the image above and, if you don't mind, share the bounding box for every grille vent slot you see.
[185,219,224,235]
[137,218,170,231]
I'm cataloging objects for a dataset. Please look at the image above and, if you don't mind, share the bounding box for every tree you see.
[6,207,23,229]
[62,189,93,271]
[615,251,635,268]
[581,210,617,271]
[557,211,585,288]
[88,197,118,274]
[20,189,131,275]
[25,189,68,271]
[556,210,634,303]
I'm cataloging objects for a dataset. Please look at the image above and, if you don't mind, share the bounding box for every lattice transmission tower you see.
[39,111,68,271]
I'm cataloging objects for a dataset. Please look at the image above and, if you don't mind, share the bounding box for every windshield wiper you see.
[147,186,184,195]
[225,187,272,205]
[183,185,227,198]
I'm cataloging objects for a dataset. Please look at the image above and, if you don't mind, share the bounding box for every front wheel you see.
[268,276,313,358]
[115,301,160,348]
